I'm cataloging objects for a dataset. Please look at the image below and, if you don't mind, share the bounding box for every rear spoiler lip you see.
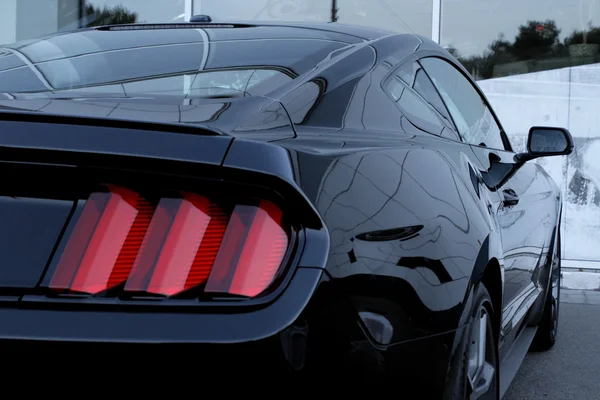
[0,111,233,167]
[0,109,226,137]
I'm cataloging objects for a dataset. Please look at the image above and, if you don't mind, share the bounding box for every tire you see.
[444,283,499,400]
[531,229,561,352]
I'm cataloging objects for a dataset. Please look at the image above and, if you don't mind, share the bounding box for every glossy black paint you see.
[0,22,567,392]
[0,197,73,289]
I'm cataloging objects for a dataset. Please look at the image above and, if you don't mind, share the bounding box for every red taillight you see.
[49,187,153,294]
[124,194,228,296]
[46,186,290,299]
[205,200,288,297]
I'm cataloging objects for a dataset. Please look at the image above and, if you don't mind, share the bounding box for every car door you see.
[419,56,554,343]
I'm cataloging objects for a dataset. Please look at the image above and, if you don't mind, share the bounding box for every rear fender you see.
[296,144,496,344]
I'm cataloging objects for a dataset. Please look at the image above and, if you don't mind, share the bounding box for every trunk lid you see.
[0,95,296,142]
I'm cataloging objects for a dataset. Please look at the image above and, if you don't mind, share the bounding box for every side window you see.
[396,62,419,86]
[385,75,445,136]
[420,57,507,150]
[413,68,453,127]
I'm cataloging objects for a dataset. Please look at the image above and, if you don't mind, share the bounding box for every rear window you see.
[0,29,347,97]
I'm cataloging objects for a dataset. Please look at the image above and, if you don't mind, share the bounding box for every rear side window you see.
[413,69,454,127]
[420,57,507,150]
[384,71,446,136]
[392,61,459,140]
[396,62,419,86]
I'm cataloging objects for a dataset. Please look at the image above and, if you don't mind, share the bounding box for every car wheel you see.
[531,229,561,351]
[444,283,499,400]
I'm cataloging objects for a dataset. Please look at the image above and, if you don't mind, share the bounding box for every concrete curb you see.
[561,271,600,291]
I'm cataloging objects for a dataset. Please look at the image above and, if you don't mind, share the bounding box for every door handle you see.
[502,188,520,207]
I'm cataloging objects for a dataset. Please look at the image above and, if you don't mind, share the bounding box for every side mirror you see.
[516,126,574,162]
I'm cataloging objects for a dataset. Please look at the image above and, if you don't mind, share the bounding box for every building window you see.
[193,0,432,36]
[0,0,187,45]
[441,0,600,80]
[84,0,186,26]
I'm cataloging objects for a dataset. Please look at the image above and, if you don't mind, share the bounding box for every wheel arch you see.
[481,258,503,342]
[463,231,505,341]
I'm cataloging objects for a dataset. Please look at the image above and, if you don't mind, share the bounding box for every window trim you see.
[418,55,514,152]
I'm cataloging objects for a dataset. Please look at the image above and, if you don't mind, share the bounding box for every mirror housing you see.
[515,126,574,162]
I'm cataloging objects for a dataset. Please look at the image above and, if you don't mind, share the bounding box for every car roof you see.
[23,21,393,52]
[81,20,394,41]
[214,21,395,41]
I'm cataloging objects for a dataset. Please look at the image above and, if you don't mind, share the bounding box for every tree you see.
[565,25,600,45]
[511,20,561,60]
[455,20,567,79]
[457,34,516,79]
[83,4,138,27]
[444,46,461,58]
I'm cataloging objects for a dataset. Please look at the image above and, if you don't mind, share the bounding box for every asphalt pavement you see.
[503,289,600,399]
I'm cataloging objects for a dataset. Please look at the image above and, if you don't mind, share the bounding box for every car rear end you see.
[0,112,331,365]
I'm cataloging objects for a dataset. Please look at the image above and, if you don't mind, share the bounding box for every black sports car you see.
[0,19,572,398]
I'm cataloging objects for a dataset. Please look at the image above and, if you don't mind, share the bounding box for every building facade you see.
[1,0,599,266]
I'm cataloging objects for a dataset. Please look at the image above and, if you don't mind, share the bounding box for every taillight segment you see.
[125,194,228,296]
[49,187,153,295]
[47,186,291,300]
[205,200,288,297]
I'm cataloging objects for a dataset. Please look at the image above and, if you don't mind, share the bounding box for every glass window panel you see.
[421,57,505,149]
[204,39,346,76]
[1,1,186,45]
[442,0,600,80]
[0,66,50,92]
[15,29,204,63]
[337,0,432,37]
[385,75,445,135]
[194,0,432,36]
[0,51,24,71]
[85,0,186,26]
[36,42,203,90]
[413,67,454,127]
[193,0,329,22]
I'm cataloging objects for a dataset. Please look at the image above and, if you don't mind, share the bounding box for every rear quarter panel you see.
[281,130,501,343]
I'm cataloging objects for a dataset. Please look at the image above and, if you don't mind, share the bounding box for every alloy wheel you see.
[467,306,497,399]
